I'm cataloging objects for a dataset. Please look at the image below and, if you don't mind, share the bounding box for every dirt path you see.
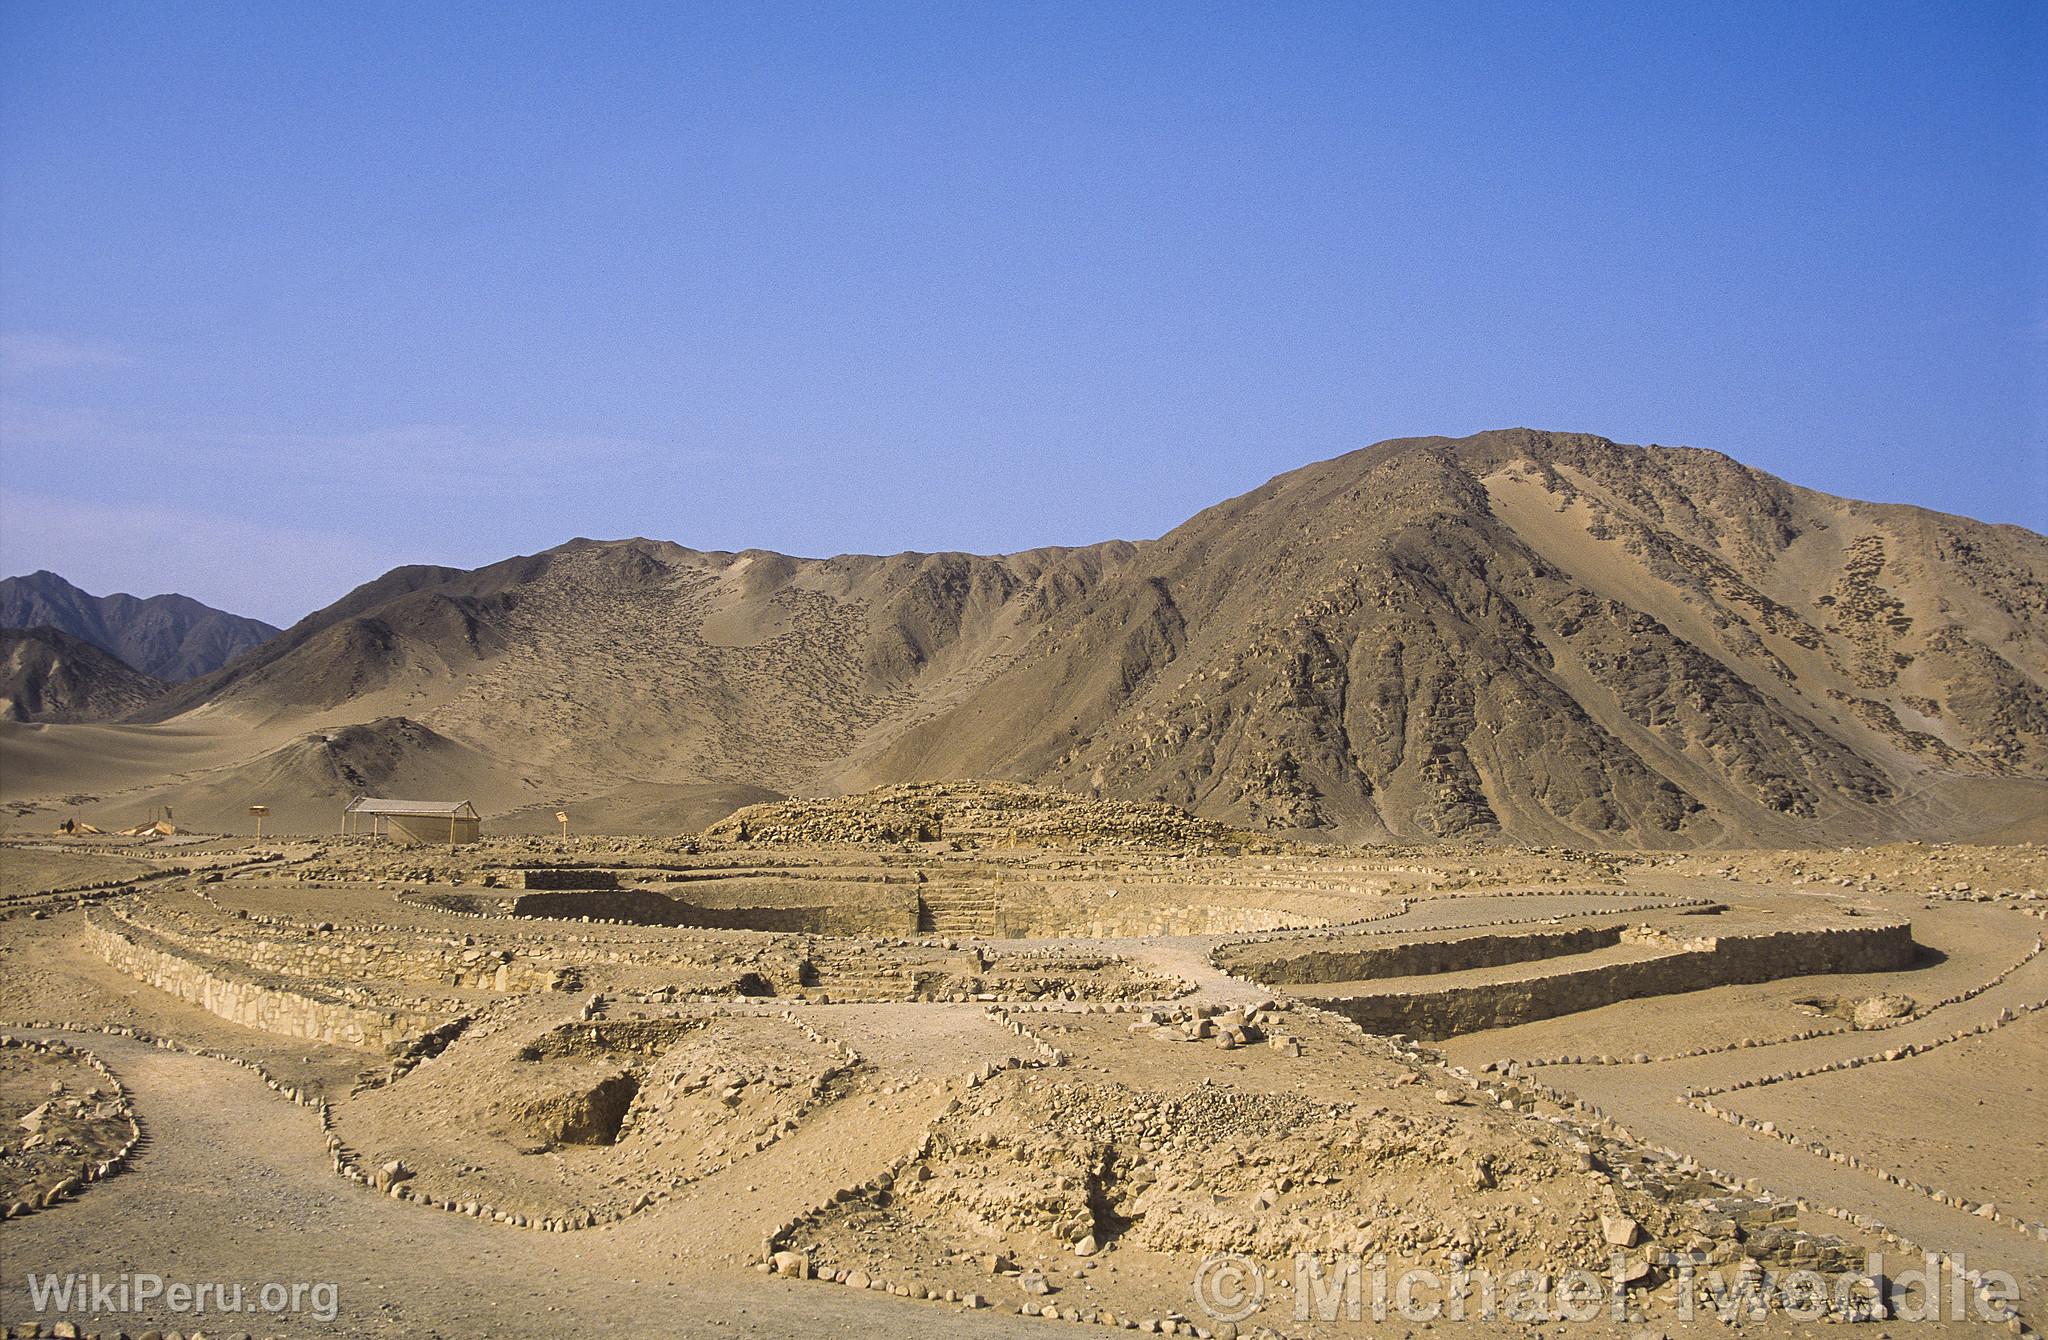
[796,1001,1035,1076]
[1459,952,2048,1324]
[0,1030,1049,1340]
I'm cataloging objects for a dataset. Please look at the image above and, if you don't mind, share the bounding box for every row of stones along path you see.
[1435,918,2048,1327]
[12,879,2038,1336]
[1,1024,1057,1339]
[996,883,2048,1328]
[0,883,1640,1337]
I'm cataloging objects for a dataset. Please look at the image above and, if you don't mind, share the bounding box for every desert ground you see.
[0,783,2041,1340]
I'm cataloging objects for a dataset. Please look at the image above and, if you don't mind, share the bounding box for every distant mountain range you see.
[0,570,279,680]
[3,430,2042,845]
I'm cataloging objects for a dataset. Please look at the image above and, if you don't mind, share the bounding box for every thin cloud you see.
[0,491,395,627]
[0,400,680,507]
[0,333,135,377]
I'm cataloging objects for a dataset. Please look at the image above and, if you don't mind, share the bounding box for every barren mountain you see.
[0,570,280,680]
[135,541,1138,788]
[0,626,165,723]
[5,430,2042,844]
[872,430,2048,845]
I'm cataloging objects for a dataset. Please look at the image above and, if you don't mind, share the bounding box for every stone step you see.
[917,894,998,935]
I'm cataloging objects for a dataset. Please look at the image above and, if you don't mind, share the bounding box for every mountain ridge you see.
[0,570,280,680]
[5,429,2042,845]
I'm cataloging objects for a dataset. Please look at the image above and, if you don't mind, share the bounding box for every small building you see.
[343,796,481,845]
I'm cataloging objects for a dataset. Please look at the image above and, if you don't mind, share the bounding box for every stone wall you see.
[475,870,1346,940]
[1247,925,1623,985]
[504,867,620,891]
[85,914,449,1051]
[1318,922,1916,1040]
[508,886,922,935]
[991,903,1324,940]
[126,905,558,992]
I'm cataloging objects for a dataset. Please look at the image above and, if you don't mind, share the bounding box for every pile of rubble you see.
[783,1057,1895,1328]
[1127,1001,1300,1055]
[0,1036,141,1219]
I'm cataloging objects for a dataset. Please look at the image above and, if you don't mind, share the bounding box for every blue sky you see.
[2,0,2042,625]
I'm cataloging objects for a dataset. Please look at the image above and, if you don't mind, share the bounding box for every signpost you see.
[556,810,570,839]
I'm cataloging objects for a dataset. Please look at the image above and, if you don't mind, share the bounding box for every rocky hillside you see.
[0,626,166,722]
[868,430,2048,845]
[0,570,280,680]
[11,430,2043,846]
[134,541,1138,792]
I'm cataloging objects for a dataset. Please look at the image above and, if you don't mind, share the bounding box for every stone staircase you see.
[917,889,998,937]
[804,963,932,1001]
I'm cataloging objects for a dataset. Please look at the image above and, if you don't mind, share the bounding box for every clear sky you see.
[2,1,2042,626]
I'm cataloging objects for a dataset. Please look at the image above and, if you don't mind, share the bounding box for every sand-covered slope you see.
[136,540,1136,785]
[141,716,525,833]
[5,430,2042,845]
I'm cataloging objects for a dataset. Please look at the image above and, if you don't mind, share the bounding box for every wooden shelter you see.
[343,797,481,845]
